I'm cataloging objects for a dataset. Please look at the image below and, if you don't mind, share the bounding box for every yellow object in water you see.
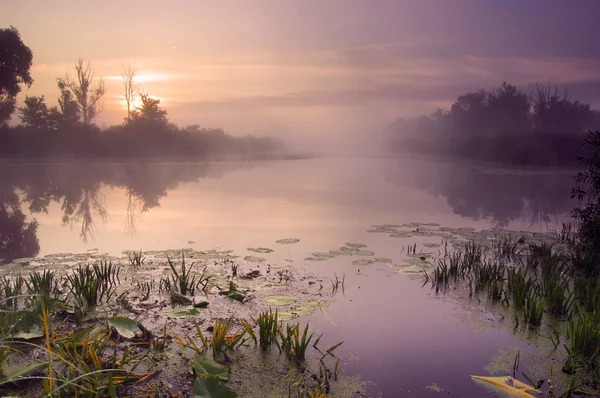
[470,375,541,397]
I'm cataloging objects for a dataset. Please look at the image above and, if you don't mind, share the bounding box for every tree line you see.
[0,26,287,160]
[384,82,600,166]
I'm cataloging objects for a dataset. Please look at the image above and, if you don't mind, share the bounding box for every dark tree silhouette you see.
[572,130,600,251]
[18,95,49,129]
[131,94,167,123]
[121,67,139,122]
[0,26,33,124]
[59,58,106,125]
[385,81,599,166]
[529,83,595,134]
[0,188,40,263]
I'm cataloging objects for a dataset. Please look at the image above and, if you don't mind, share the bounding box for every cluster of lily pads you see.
[0,243,360,397]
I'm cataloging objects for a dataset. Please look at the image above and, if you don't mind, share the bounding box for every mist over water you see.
[0,158,574,263]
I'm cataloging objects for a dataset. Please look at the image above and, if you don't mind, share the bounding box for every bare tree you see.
[59,58,106,125]
[121,66,139,122]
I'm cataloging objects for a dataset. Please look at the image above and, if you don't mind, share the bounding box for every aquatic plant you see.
[573,275,600,313]
[566,313,600,362]
[493,235,523,260]
[135,280,153,301]
[125,250,143,270]
[66,264,115,307]
[165,253,210,296]
[26,270,57,299]
[93,260,120,286]
[507,267,530,309]
[254,309,279,349]
[0,275,24,308]
[278,323,314,361]
[330,273,345,293]
[210,318,247,358]
[524,291,544,327]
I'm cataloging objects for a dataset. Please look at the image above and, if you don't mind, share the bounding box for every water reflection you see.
[0,159,576,263]
[0,162,254,263]
[0,186,40,262]
[383,159,575,229]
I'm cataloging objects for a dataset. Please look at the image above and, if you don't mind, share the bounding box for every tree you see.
[121,67,139,122]
[131,94,167,123]
[486,82,530,134]
[59,58,106,125]
[529,83,595,134]
[0,26,33,124]
[47,79,81,129]
[572,130,600,253]
[18,95,49,129]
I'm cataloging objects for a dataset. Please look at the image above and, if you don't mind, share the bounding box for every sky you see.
[2,0,600,146]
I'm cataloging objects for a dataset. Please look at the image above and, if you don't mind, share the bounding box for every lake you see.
[0,158,578,396]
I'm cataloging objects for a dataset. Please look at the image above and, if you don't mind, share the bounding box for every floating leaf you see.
[278,300,329,321]
[220,281,245,302]
[345,242,367,249]
[190,356,228,379]
[192,376,237,398]
[275,238,300,244]
[161,307,203,318]
[171,292,193,305]
[69,327,106,346]
[247,247,274,254]
[11,327,44,340]
[243,256,265,263]
[193,301,209,308]
[108,316,144,339]
[258,295,300,306]
[0,362,47,387]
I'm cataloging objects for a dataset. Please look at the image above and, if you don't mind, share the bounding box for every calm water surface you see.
[0,158,576,396]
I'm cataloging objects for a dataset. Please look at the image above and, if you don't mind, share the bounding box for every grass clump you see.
[163,253,210,296]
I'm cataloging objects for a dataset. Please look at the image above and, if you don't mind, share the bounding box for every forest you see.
[384,82,600,166]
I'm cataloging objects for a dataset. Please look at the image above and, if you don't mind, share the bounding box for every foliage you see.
[385,82,600,167]
[59,58,107,125]
[0,26,33,124]
[572,130,600,260]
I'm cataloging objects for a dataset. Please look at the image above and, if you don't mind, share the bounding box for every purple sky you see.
[2,0,599,144]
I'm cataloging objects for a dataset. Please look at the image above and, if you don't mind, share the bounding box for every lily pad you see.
[161,307,203,318]
[221,281,245,302]
[345,242,367,249]
[247,247,274,254]
[275,238,300,244]
[244,256,265,263]
[108,316,144,339]
[352,259,376,266]
[12,328,44,340]
[355,250,375,256]
[0,362,47,387]
[258,295,300,306]
[190,356,228,379]
[278,300,328,321]
[192,376,237,398]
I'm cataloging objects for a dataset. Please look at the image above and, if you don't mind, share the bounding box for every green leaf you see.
[171,292,193,305]
[0,362,47,387]
[193,301,209,308]
[192,376,237,398]
[225,291,244,302]
[190,356,228,379]
[108,316,143,339]
[11,327,44,340]
[71,326,105,345]
[160,307,202,318]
